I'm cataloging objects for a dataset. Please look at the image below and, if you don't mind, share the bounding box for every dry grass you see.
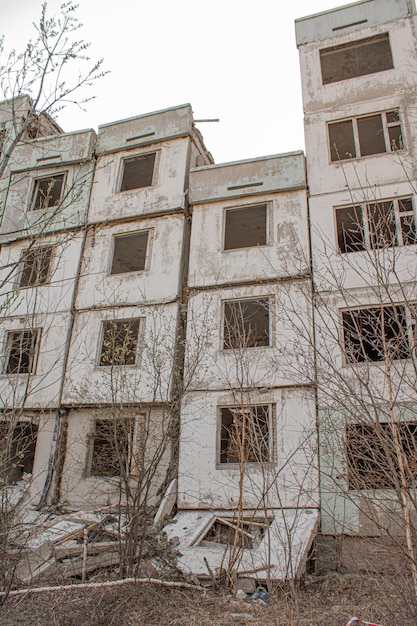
[0,573,415,625]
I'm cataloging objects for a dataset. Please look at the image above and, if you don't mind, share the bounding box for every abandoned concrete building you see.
[0,0,416,580]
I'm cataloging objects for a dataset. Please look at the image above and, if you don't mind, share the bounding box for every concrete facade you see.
[0,0,416,578]
[296,0,417,537]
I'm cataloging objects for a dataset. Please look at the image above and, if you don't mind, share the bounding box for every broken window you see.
[120,153,156,191]
[0,422,38,483]
[31,173,66,210]
[19,246,53,287]
[346,422,417,489]
[224,298,270,349]
[220,405,271,464]
[99,319,140,366]
[224,204,267,250]
[111,231,149,274]
[5,330,40,374]
[328,110,403,162]
[320,34,393,84]
[197,516,272,549]
[336,197,416,253]
[342,305,411,363]
[90,418,134,477]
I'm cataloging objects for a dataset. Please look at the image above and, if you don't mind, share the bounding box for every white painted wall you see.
[184,281,314,392]
[60,406,171,508]
[76,214,185,309]
[0,311,73,409]
[178,387,318,510]
[0,234,84,317]
[62,303,179,405]
[188,188,309,288]
[87,138,189,224]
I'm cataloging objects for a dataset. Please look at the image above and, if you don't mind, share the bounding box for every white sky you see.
[1,0,355,163]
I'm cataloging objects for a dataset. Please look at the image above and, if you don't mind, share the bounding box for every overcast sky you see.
[2,0,355,163]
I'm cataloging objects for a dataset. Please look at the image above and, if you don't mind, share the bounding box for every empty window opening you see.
[198,516,272,549]
[5,330,40,374]
[0,422,38,483]
[336,197,416,253]
[220,405,271,464]
[19,246,53,287]
[346,422,417,490]
[90,418,134,477]
[120,153,156,191]
[111,231,149,274]
[99,319,140,366]
[329,110,403,162]
[320,34,393,84]
[224,298,270,349]
[342,305,411,363]
[31,173,65,210]
[224,204,267,250]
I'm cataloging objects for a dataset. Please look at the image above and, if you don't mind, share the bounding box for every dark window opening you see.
[220,405,270,464]
[19,246,53,288]
[320,34,393,85]
[0,422,38,484]
[224,204,267,250]
[357,114,386,156]
[342,305,410,363]
[6,330,40,374]
[99,319,140,366]
[329,111,403,162]
[90,418,134,477]
[199,516,272,549]
[347,422,417,489]
[329,120,356,161]
[224,298,270,349]
[368,201,397,248]
[336,205,365,253]
[120,153,156,191]
[111,231,149,274]
[336,198,416,253]
[32,174,65,210]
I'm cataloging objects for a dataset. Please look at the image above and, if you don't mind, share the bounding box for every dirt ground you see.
[0,573,416,626]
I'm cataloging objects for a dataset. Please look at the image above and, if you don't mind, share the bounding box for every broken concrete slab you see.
[164,508,319,580]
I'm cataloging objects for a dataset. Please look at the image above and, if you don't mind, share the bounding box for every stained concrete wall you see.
[0,130,96,240]
[178,387,317,510]
[60,406,171,509]
[76,214,185,309]
[62,303,179,406]
[0,311,73,409]
[0,234,84,317]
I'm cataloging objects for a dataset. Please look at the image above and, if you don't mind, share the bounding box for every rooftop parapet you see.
[96,103,194,155]
[9,129,97,172]
[295,0,416,46]
[189,151,306,204]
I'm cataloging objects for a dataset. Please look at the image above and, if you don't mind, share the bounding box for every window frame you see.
[223,202,270,251]
[87,416,138,478]
[109,229,152,275]
[346,421,417,490]
[217,404,274,467]
[328,110,403,163]
[18,245,54,288]
[118,151,158,193]
[320,33,393,85]
[98,318,142,367]
[334,196,416,253]
[4,328,41,375]
[0,419,38,483]
[30,172,67,211]
[222,296,272,350]
[341,304,414,364]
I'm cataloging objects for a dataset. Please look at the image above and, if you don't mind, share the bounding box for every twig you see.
[0,577,207,598]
